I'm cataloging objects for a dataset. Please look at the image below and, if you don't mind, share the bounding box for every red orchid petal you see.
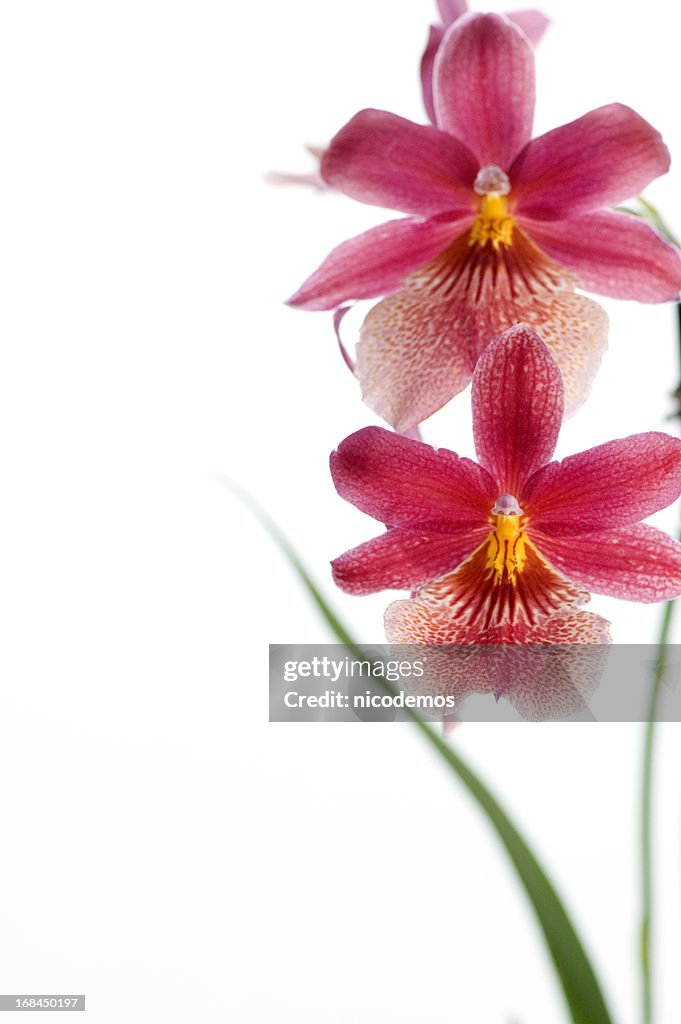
[331,525,488,595]
[385,605,610,720]
[509,290,608,418]
[507,9,550,45]
[332,306,355,373]
[522,210,681,302]
[330,426,496,529]
[472,325,563,494]
[286,216,462,311]
[531,524,681,602]
[434,13,535,169]
[420,24,445,124]
[321,109,479,217]
[524,432,681,533]
[511,104,670,219]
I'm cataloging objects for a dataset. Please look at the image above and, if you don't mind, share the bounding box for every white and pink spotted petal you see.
[385,603,611,720]
[355,287,477,432]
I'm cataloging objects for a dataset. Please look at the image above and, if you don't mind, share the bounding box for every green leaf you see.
[225,481,617,1024]
[624,196,681,249]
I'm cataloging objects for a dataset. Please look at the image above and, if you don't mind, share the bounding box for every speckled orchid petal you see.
[506,9,549,45]
[507,289,609,418]
[331,525,488,595]
[433,13,535,168]
[320,109,479,217]
[520,210,681,302]
[511,104,670,220]
[472,325,563,494]
[287,215,465,311]
[385,605,610,720]
[531,525,681,602]
[356,285,476,433]
[330,426,496,528]
[355,231,608,430]
[523,433,681,534]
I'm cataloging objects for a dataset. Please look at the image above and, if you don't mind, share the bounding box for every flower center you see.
[486,495,526,585]
[469,164,515,250]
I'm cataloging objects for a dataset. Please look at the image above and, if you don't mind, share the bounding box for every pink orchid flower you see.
[330,325,681,645]
[272,4,548,191]
[289,13,681,432]
[421,1,549,123]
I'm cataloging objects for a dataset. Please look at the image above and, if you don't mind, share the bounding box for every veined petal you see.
[331,525,488,595]
[521,210,681,302]
[434,13,535,169]
[356,285,476,432]
[321,109,479,216]
[524,433,681,533]
[472,325,563,494]
[385,605,610,720]
[511,104,670,219]
[510,290,609,418]
[395,532,589,633]
[330,426,496,528]
[507,9,550,45]
[531,524,681,602]
[420,24,445,123]
[287,216,463,311]
[356,229,608,428]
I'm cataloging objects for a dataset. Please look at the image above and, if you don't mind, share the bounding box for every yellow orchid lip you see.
[469,193,515,250]
[486,513,527,585]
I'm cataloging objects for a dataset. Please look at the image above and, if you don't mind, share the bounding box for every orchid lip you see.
[492,493,523,516]
[474,164,511,196]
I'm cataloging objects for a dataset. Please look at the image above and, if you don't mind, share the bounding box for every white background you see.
[0,0,680,1021]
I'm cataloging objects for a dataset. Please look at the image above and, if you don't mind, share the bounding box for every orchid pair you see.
[285,5,681,714]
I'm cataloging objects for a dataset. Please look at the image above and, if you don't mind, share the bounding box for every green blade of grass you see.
[225,481,616,1024]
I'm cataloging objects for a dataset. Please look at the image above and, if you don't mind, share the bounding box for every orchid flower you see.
[421,1,549,123]
[289,13,681,433]
[274,3,548,191]
[330,326,681,648]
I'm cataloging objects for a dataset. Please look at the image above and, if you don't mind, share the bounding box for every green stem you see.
[635,197,681,250]
[226,480,616,1024]
[404,712,614,1024]
[615,197,681,250]
[640,595,677,1024]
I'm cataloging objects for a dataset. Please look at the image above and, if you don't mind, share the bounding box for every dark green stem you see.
[640,584,677,1024]
[639,299,681,1024]
[224,479,616,1024]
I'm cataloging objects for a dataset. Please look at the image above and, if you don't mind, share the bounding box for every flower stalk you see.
[640,301,681,1024]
